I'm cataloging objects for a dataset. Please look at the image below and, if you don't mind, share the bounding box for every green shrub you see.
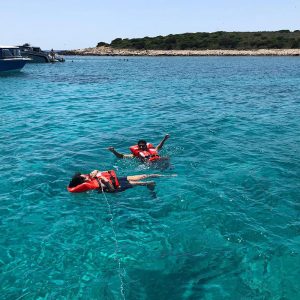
[101,31,300,50]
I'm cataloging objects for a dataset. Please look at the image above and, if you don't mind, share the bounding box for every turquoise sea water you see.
[1,56,300,299]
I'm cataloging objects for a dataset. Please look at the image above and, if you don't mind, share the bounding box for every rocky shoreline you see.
[61,46,300,56]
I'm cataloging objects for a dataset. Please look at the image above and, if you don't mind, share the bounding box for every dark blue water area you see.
[0,56,300,299]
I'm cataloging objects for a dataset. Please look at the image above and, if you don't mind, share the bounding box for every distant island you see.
[100,30,300,50]
[61,30,300,56]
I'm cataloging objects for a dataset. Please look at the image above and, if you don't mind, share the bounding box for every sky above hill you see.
[1,0,299,50]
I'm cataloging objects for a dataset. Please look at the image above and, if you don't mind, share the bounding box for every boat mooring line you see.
[100,186,126,300]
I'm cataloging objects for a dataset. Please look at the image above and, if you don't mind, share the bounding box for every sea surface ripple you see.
[1,56,300,299]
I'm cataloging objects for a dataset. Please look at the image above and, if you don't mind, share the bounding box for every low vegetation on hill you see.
[97,30,300,50]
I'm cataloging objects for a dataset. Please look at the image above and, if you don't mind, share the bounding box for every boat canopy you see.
[19,45,42,52]
[0,45,20,49]
[0,47,22,58]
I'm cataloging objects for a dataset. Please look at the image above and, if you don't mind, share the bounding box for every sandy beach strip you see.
[62,46,300,56]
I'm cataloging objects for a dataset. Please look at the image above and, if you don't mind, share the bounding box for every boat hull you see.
[21,52,50,63]
[0,59,28,72]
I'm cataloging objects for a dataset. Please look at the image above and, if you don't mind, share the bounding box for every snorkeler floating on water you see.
[67,169,176,193]
[67,134,173,193]
[108,134,170,163]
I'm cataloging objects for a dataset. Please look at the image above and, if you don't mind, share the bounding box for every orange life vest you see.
[129,143,160,162]
[67,170,119,193]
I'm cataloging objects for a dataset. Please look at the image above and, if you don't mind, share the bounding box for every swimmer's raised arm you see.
[107,147,134,159]
[155,134,170,151]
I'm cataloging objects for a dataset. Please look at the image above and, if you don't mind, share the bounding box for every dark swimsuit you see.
[117,177,133,192]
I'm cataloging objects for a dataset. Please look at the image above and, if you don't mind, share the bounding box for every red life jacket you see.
[129,143,160,161]
[67,170,119,193]
[97,170,120,190]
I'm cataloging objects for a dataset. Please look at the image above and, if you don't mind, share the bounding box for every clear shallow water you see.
[1,56,300,299]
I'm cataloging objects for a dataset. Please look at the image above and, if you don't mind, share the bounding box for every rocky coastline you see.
[61,46,300,56]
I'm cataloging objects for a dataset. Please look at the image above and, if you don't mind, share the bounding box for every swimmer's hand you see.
[164,134,170,140]
[108,147,115,152]
[99,176,115,192]
[90,170,99,178]
[99,176,109,183]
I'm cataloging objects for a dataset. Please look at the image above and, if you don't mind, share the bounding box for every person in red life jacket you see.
[108,134,170,162]
[67,169,173,193]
